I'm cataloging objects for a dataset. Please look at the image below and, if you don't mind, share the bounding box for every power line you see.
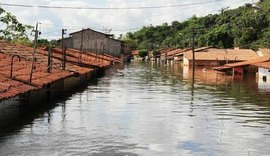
[41,22,139,33]
[37,0,247,35]
[0,0,223,10]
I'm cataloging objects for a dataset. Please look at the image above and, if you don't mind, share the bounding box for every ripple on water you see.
[0,63,270,155]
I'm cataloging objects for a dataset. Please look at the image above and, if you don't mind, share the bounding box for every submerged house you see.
[160,48,190,61]
[253,62,270,82]
[131,50,139,60]
[257,48,270,57]
[59,28,125,57]
[183,47,260,67]
[214,54,270,80]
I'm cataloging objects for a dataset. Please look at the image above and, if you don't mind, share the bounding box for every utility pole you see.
[165,47,168,65]
[47,46,52,73]
[30,22,40,82]
[192,27,196,82]
[61,29,67,69]
[79,28,84,64]
[95,41,98,60]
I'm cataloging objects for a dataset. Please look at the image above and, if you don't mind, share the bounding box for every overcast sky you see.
[0,0,258,40]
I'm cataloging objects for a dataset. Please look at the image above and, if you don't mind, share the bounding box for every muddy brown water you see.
[0,62,270,156]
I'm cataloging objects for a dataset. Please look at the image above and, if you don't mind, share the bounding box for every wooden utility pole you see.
[61,29,67,69]
[79,28,84,64]
[30,22,39,82]
[47,46,52,73]
[192,27,195,81]
[95,41,98,60]
[165,44,168,65]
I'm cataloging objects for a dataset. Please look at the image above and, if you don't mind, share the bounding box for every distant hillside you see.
[123,0,270,51]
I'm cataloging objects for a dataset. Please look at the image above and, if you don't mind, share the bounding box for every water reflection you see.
[0,62,270,155]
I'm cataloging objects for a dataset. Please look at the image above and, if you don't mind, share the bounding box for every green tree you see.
[124,0,270,50]
[0,7,33,42]
[138,49,148,57]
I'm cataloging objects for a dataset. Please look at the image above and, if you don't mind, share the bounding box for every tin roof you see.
[70,28,113,37]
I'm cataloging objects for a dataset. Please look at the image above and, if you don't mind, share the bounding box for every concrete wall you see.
[258,67,270,82]
[232,66,244,80]
[72,30,105,52]
[105,38,122,56]
[258,77,270,91]
[184,59,219,66]
[183,57,189,66]
[59,37,73,49]
[62,29,122,57]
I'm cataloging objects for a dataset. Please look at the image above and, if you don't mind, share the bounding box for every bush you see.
[138,49,148,57]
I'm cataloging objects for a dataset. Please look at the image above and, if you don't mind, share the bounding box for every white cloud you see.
[0,0,259,40]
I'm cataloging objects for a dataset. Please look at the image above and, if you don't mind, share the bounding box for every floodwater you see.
[0,62,270,156]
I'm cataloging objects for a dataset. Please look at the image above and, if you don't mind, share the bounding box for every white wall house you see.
[183,57,189,66]
[258,67,270,83]
[258,67,270,91]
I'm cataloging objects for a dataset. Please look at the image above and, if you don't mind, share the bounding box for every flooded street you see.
[0,62,270,156]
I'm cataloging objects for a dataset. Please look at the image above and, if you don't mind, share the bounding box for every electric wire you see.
[0,0,223,10]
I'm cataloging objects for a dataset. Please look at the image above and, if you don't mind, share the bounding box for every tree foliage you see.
[138,49,148,57]
[123,0,270,50]
[0,7,33,44]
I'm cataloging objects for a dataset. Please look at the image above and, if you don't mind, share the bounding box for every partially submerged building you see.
[183,47,260,67]
[164,48,191,61]
[0,40,116,103]
[59,28,125,57]
[131,50,139,60]
[213,53,270,81]
[254,62,270,82]
[256,48,270,57]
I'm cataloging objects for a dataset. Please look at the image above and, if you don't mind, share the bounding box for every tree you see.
[124,0,270,50]
[206,24,234,48]
[138,49,148,58]
[0,7,33,42]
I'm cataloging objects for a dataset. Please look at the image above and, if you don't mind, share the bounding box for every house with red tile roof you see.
[160,48,191,61]
[253,62,270,82]
[183,47,260,67]
[131,50,140,60]
[0,40,113,102]
[257,48,270,57]
[211,47,270,81]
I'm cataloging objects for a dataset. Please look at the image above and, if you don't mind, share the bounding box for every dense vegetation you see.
[122,0,270,51]
[138,49,148,57]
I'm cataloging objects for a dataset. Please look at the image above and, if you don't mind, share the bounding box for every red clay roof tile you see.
[0,40,91,75]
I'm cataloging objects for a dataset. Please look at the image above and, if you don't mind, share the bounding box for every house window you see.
[263,76,267,82]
